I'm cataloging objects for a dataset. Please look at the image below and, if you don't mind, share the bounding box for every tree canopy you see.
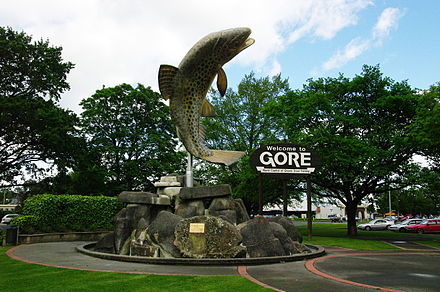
[79,83,185,194]
[197,73,303,213]
[274,65,431,235]
[0,26,78,187]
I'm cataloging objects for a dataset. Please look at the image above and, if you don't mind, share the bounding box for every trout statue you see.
[158,27,255,166]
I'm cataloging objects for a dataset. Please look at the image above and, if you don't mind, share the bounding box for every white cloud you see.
[319,7,403,73]
[1,0,373,112]
[372,7,404,41]
[322,38,371,71]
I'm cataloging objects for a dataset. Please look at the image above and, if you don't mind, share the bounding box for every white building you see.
[264,200,371,220]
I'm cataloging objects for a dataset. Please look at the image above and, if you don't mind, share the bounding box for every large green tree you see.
[409,83,440,166]
[197,73,302,213]
[0,26,78,187]
[275,65,430,236]
[79,83,185,194]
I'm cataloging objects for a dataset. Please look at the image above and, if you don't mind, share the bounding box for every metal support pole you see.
[282,179,288,217]
[186,153,193,188]
[258,174,263,215]
[307,177,312,240]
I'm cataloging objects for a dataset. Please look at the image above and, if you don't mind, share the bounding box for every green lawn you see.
[0,246,270,292]
[2,224,438,291]
[298,223,440,250]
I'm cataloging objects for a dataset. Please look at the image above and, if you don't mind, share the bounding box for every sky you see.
[1,0,439,113]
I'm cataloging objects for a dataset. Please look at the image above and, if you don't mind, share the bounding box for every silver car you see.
[1,214,20,224]
[358,219,393,231]
[389,219,424,232]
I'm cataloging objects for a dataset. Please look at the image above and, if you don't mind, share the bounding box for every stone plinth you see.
[119,191,171,205]
[179,185,232,200]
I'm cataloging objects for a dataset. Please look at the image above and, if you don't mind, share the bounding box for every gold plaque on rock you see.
[189,223,205,233]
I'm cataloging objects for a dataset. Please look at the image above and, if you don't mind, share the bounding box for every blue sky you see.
[1,0,439,112]
[228,1,440,91]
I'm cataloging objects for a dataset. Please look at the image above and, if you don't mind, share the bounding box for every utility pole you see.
[388,190,392,214]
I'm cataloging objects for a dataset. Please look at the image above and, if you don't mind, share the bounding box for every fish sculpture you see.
[158,27,255,165]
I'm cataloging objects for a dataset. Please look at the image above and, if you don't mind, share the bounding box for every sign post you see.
[250,143,321,239]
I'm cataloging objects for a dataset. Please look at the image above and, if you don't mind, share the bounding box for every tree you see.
[409,83,440,166]
[196,73,301,213]
[79,83,185,194]
[0,26,78,187]
[275,65,424,236]
[372,165,440,217]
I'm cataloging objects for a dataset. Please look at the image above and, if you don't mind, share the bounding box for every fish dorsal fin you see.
[198,123,207,142]
[201,99,216,117]
[217,67,227,97]
[158,64,179,100]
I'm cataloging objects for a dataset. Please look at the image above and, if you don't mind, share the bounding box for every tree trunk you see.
[346,201,358,236]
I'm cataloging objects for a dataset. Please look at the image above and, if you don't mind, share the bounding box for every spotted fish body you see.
[158,28,254,165]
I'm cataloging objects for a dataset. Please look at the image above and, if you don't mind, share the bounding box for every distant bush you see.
[17,194,124,234]
[0,229,4,245]
[0,210,11,219]
[11,215,39,234]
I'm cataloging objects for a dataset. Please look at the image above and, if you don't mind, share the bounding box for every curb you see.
[305,251,440,292]
[77,242,325,266]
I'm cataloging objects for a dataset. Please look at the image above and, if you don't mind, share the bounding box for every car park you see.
[388,219,424,232]
[357,219,393,231]
[1,213,20,224]
[404,219,440,234]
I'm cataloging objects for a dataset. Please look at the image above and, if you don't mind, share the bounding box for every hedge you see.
[13,194,124,234]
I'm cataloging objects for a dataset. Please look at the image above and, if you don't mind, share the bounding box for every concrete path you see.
[7,241,440,292]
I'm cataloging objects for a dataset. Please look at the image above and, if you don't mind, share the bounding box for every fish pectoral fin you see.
[158,64,179,100]
[216,67,227,97]
[201,99,216,117]
[203,150,245,166]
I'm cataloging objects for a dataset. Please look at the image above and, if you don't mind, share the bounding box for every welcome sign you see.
[250,143,321,178]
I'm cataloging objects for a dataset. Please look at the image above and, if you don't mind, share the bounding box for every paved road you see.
[7,241,440,292]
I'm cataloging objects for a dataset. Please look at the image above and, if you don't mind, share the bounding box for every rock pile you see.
[95,175,309,258]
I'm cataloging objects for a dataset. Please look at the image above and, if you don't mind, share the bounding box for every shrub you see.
[11,215,38,234]
[0,229,4,245]
[18,194,124,234]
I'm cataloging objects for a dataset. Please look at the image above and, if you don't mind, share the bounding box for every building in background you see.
[263,200,371,220]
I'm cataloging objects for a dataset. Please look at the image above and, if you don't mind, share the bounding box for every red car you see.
[404,219,440,234]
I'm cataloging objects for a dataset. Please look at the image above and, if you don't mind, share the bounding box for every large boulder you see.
[113,203,169,254]
[208,198,237,224]
[237,217,286,257]
[233,199,251,224]
[174,215,245,258]
[207,198,250,225]
[175,200,205,218]
[146,211,183,257]
[95,232,115,253]
[268,216,303,243]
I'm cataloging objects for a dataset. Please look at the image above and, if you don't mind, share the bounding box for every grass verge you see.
[0,246,271,292]
[297,223,440,250]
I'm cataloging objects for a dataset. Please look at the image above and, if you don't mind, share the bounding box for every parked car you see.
[1,214,20,224]
[358,219,393,231]
[328,214,343,223]
[404,219,440,234]
[388,219,424,232]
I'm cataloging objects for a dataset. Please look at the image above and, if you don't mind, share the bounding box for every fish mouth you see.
[238,37,255,53]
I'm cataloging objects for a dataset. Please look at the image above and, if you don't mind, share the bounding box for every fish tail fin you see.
[203,150,245,166]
